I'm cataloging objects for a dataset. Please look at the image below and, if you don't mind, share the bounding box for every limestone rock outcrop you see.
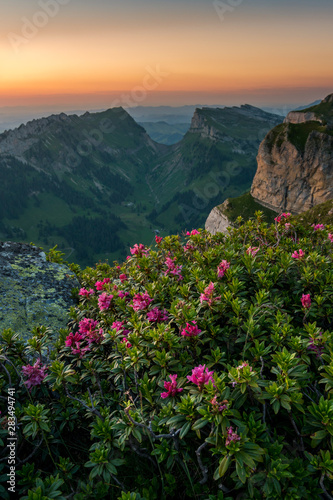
[0,242,80,341]
[251,94,333,214]
[205,201,232,234]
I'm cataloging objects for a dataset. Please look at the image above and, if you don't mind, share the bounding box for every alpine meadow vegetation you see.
[1,212,333,499]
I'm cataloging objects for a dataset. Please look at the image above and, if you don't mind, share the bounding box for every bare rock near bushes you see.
[0,241,79,341]
[205,204,232,234]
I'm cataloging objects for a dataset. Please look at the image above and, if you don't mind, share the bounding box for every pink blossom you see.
[210,395,228,413]
[183,243,195,252]
[118,290,130,300]
[161,374,183,398]
[155,235,163,244]
[119,274,128,283]
[112,321,130,336]
[275,212,291,223]
[79,288,95,297]
[187,365,214,390]
[186,229,200,236]
[292,249,305,259]
[77,318,104,344]
[312,224,325,231]
[200,282,221,306]
[130,292,152,311]
[22,360,47,390]
[130,243,149,256]
[98,292,113,311]
[246,246,259,257]
[285,223,291,231]
[79,318,99,335]
[217,260,230,278]
[95,281,104,291]
[147,307,169,323]
[301,293,311,309]
[121,337,132,348]
[328,233,333,243]
[65,331,83,348]
[181,321,201,337]
[164,257,183,280]
[225,426,241,446]
[71,345,90,358]
[103,278,111,285]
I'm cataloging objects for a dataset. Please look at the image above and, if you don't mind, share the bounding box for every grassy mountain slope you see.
[0,105,283,266]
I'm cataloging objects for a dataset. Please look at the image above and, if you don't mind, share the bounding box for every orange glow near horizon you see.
[1,2,333,108]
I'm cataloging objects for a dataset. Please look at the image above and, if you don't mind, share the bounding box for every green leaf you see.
[218,455,230,478]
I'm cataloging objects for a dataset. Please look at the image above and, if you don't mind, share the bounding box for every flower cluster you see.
[22,360,47,390]
[98,292,113,311]
[328,233,333,243]
[217,260,230,278]
[200,282,221,306]
[164,257,183,280]
[225,426,241,446]
[275,212,291,223]
[312,224,325,231]
[161,374,183,399]
[292,249,305,259]
[130,292,152,311]
[79,288,94,297]
[181,321,201,337]
[130,243,149,256]
[147,307,169,323]
[186,229,200,236]
[301,293,311,309]
[210,395,228,413]
[95,278,111,290]
[246,246,259,257]
[155,235,163,244]
[187,365,214,390]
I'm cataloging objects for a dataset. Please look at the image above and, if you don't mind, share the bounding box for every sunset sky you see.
[1,0,333,111]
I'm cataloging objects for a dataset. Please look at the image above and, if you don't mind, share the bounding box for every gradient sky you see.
[1,0,333,109]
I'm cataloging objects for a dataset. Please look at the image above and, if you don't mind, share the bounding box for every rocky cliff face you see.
[205,201,232,234]
[284,111,322,125]
[251,94,333,214]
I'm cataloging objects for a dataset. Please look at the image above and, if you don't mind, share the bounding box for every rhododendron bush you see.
[1,212,333,499]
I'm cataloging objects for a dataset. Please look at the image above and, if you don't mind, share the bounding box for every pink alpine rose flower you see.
[187,365,214,390]
[246,246,259,257]
[312,224,325,231]
[22,360,47,390]
[200,282,221,306]
[186,229,200,236]
[328,233,333,243]
[217,260,230,278]
[225,426,241,446]
[292,249,305,259]
[155,235,163,244]
[130,292,152,311]
[181,321,201,337]
[161,374,183,398]
[79,288,95,297]
[98,292,113,311]
[147,307,169,323]
[301,293,311,309]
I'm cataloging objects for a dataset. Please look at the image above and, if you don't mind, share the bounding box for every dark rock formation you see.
[0,242,79,341]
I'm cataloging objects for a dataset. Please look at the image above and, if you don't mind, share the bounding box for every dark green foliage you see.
[1,213,333,498]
